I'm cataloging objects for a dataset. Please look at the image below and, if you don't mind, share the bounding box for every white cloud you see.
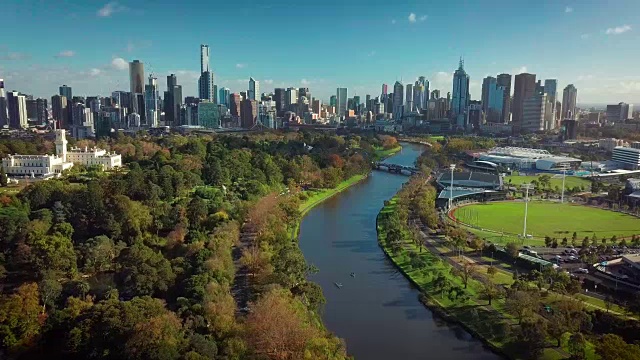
[516,66,528,74]
[0,52,30,60]
[263,79,274,85]
[581,33,590,39]
[391,19,396,24]
[565,6,573,13]
[236,63,246,69]
[88,68,102,76]
[408,13,416,23]
[605,24,631,35]
[110,57,128,70]
[408,13,427,23]
[301,79,311,85]
[99,2,128,17]
[419,15,428,21]
[577,74,594,81]
[56,50,75,58]
[97,2,128,17]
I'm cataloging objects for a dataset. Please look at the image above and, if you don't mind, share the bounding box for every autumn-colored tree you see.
[203,281,237,337]
[124,312,187,360]
[0,283,43,352]
[245,289,318,360]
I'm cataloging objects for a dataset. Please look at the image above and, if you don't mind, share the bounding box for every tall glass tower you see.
[451,58,470,126]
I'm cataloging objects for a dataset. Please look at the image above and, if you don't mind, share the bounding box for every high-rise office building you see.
[392,81,404,120]
[129,60,144,94]
[336,87,348,116]
[329,95,337,107]
[145,75,160,127]
[512,73,537,126]
[562,84,578,120]
[7,91,28,129]
[198,71,215,102]
[0,79,6,127]
[200,44,210,73]
[405,83,414,112]
[240,99,257,128]
[522,93,552,133]
[413,76,429,111]
[198,102,220,128]
[543,79,558,128]
[219,87,231,108]
[26,98,47,123]
[248,77,259,101]
[451,58,470,126]
[496,74,511,123]
[229,93,242,120]
[606,102,631,123]
[59,85,72,100]
[481,77,505,123]
[285,87,298,111]
[274,88,285,115]
[52,95,68,129]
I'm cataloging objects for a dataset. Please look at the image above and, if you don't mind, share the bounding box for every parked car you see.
[576,268,589,274]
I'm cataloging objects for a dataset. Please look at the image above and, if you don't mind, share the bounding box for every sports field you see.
[504,174,590,191]
[453,201,640,240]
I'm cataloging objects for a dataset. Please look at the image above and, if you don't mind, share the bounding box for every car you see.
[523,245,531,249]
[576,268,589,274]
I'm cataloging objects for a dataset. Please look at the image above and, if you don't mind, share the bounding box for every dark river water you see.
[298,143,500,360]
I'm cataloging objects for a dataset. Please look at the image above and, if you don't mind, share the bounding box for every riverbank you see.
[291,173,369,239]
[376,196,586,360]
[374,145,402,160]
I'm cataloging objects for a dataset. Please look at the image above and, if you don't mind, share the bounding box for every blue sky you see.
[1,0,639,104]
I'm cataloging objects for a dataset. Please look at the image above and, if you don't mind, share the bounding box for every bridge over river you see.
[373,162,420,175]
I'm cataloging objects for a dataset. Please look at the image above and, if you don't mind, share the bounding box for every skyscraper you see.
[229,93,242,121]
[248,77,259,101]
[392,81,404,120]
[512,73,537,126]
[543,79,558,128]
[241,99,257,128]
[274,88,285,115]
[336,87,348,116]
[198,71,215,102]
[7,91,27,129]
[200,44,210,73]
[0,79,7,127]
[145,75,160,127]
[481,77,505,123]
[496,74,511,123]
[59,85,72,100]
[606,103,631,123]
[562,84,578,120]
[522,93,551,133]
[219,87,231,108]
[405,83,414,112]
[129,60,144,94]
[163,74,182,126]
[451,58,470,126]
[414,77,428,111]
[52,95,69,129]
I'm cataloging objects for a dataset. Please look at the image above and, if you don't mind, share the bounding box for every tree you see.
[568,333,586,360]
[513,319,547,360]
[124,312,186,360]
[460,260,475,289]
[116,243,176,298]
[80,235,123,273]
[470,238,485,254]
[505,290,539,324]
[544,236,552,248]
[479,280,504,305]
[0,166,7,187]
[596,334,640,360]
[38,272,62,313]
[561,237,568,247]
[505,242,519,259]
[245,289,318,360]
[487,265,497,278]
[0,283,42,352]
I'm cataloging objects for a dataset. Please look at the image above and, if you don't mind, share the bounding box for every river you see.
[298,143,500,360]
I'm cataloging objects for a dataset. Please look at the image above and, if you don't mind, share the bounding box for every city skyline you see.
[1,0,639,104]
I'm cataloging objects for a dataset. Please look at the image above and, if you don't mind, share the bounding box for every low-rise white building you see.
[1,129,121,178]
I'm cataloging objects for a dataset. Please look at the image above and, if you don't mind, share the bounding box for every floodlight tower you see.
[448,164,456,211]
[522,183,534,241]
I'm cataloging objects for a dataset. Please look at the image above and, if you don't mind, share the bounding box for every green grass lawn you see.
[373,145,402,160]
[504,174,590,191]
[455,201,640,240]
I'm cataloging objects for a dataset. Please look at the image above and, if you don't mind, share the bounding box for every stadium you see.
[477,146,582,171]
[435,170,506,208]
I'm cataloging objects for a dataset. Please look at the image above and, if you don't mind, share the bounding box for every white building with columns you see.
[1,130,121,178]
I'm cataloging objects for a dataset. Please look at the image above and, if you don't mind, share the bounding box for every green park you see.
[454,201,640,241]
[504,174,591,191]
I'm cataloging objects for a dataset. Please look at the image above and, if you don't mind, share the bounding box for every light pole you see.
[561,169,566,203]
[448,164,456,211]
[522,183,534,242]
